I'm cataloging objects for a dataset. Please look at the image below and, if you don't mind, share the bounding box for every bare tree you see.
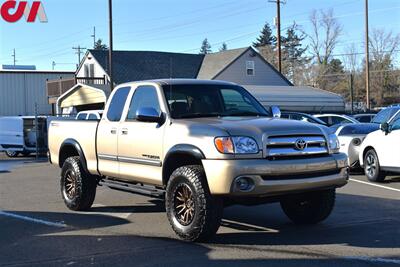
[367,28,400,105]
[308,9,342,65]
[369,28,400,64]
[343,43,359,73]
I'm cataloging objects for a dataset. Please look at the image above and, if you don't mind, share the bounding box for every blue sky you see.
[0,0,399,71]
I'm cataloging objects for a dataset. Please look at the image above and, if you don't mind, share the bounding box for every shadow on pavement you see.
[0,210,398,267]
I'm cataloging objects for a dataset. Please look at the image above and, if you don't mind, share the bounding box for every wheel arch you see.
[59,139,88,173]
[162,144,205,186]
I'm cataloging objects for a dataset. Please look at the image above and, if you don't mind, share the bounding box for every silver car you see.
[331,123,379,169]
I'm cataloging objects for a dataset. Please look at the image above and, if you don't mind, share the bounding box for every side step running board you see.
[99,179,165,199]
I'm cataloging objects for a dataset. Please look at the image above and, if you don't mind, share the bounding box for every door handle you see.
[111,128,117,134]
[121,128,128,135]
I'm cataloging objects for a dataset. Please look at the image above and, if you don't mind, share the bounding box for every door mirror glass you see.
[380,122,390,134]
[270,106,281,118]
[136,107,162,123]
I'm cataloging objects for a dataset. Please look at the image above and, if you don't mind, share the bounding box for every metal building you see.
[0,70,74,116]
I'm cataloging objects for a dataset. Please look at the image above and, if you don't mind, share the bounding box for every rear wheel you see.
[5,150,19,158]
[280,189,336,224]
[364,149,386,182]
[165,165,223,242]
[60,156,97,211]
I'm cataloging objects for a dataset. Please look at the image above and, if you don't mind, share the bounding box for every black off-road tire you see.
[60,156,97,211]
[165,165,223,242]
[280,189,336,224]
[5,150,19,158]
[364,149,386,182]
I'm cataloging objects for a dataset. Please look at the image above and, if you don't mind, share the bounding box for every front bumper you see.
[202,153,349,196]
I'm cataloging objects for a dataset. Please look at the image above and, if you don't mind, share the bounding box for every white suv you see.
[359,107,400,182]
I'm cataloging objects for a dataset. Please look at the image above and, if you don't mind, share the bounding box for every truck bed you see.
[48,120,99,174]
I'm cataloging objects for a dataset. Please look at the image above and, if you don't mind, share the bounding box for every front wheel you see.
[364,149,386,182]
[5,150,19,158]
[280,189,336,224]
[165,165,223,242]
[60,156,97,211]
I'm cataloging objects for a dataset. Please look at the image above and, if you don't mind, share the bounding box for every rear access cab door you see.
[97,87,131,176]
[0,117,24,152]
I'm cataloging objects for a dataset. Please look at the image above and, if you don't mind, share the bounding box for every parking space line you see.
[0,210,67,228]
[349,178,400,193]
[343,256,400,265]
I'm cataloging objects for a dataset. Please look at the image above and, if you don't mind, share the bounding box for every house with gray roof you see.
[75,46,291,86]
[50,46,344,114]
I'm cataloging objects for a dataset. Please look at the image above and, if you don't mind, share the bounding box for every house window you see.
[246,61,255,76]
[84,64,95,78]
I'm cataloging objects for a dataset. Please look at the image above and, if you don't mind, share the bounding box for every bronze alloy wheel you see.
[64,170,77,199]
[174,184,195,226]
[365,153,377,178]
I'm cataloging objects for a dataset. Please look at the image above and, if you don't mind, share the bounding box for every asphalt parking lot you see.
[0,154,399,267]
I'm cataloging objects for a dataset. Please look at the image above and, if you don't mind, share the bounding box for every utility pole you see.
[91,26,96,48]
[12,49,16,66]
[365,0,370,110]
[52,61,56,70]
[72,45,87,67]
[269,0,285,73]
[350,73,354,114]
[108,0,114,91]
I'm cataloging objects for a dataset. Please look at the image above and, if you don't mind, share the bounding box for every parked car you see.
[281,112,327,125]
[48,79,348,242]
[76,110,103,121]
[314,114,359,126]
[352,113,375,123]
[330,123,379,169]
[360,108,400,182]
[0,116,47,157]
[370,106,400,125]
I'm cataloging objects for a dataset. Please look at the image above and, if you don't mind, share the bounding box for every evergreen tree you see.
[253,22,276,47]
[281,23,309,84]
[219,42,228,52]
[94,39,108,50]
[199,38,212,54]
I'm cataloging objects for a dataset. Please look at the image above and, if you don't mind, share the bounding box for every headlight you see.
[215,136,259,154]
[328,134,340,153]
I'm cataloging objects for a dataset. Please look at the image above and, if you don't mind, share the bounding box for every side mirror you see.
[380,122,390,134]
[270,106,281,118]
[136,107,162,123]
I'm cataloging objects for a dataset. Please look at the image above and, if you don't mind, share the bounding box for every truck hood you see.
[177,116,328,138]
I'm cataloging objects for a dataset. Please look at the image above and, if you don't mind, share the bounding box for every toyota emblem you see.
[294,139,307,151]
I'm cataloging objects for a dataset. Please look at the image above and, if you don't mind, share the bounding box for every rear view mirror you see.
[136,107,163,123]
[270,106,281,118]
[380,122,390,134]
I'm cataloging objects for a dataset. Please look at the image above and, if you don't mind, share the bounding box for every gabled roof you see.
[88,50,204,84]
[196,47,248,79]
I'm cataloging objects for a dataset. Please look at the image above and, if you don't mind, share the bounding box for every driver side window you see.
[126,86,160,120]
[391,118,400,131]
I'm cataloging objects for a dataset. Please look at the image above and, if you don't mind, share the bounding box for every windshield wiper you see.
[224,111,269,117]
[176,113,222,119]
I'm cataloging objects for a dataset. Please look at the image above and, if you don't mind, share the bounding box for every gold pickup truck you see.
[49,79,348,241]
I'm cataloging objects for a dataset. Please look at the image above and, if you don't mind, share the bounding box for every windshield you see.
[372,108,400,124]
[337,124,380,136]
[162,84,270,119]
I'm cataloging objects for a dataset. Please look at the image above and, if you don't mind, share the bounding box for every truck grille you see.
[266,135,328,158]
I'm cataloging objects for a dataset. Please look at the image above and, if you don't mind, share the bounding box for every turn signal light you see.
[214,137,234,154]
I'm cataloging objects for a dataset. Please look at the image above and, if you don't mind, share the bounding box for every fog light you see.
[352,138,361,146]
[235,177,254,192]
